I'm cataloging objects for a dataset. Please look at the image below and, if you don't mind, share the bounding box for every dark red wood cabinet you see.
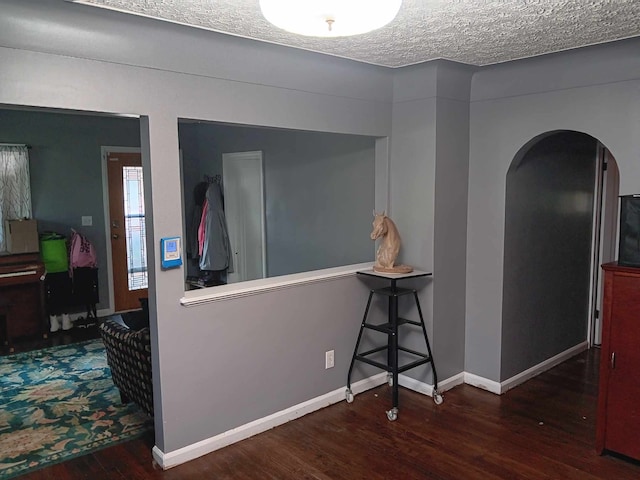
[0,253,47,348]
[596,262,640,460]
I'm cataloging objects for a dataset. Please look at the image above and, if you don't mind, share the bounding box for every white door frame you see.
[587,146,619,347]
[101,146,142,316]
[587,144,605,348]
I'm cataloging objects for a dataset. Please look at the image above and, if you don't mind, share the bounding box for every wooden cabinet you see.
[0,253,46,347]
[596,262,640,460]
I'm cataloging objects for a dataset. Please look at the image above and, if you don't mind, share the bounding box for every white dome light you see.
[259,0,402,37]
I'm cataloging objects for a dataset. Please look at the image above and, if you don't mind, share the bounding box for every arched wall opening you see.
[501,130,619,381]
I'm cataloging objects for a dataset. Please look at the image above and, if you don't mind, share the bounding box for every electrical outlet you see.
[325,350,335,369]
[81,216,93,226]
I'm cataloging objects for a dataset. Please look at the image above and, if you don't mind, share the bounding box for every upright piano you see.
[0,252,47,348]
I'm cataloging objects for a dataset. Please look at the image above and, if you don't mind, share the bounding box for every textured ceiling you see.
[72,0,640,68]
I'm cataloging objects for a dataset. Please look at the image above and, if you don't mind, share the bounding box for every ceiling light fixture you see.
[259,0,402,38]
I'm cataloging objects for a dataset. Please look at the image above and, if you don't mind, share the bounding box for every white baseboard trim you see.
[152,343,589,470]
[152,372,388,470]
[499,341,588,394]
[398,372,464,396]
[464,372,502,394]
[464,341,589,395]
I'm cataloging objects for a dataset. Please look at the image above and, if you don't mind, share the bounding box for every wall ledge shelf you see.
[180,262,374,306]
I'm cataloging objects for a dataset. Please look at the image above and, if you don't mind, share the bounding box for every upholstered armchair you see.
[99,316,154,417]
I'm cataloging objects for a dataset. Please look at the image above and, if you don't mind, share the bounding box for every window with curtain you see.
[0,146,32,252]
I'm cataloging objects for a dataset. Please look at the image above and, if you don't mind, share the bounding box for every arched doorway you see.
[501,131,619,381]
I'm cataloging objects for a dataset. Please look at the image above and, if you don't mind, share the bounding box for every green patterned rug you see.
[0,339,152,479]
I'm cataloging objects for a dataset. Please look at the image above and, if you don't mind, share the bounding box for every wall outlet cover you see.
[325,350,335,369]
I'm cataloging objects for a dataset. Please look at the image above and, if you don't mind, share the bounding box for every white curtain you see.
[0,146,32,251]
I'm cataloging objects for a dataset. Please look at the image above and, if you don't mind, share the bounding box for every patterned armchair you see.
[99,316,154,417]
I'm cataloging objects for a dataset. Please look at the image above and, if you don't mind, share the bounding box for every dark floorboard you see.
[12,347,640,479]
[0,316,102,357]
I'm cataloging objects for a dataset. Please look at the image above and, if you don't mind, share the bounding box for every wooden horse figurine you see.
[370,211,413,274]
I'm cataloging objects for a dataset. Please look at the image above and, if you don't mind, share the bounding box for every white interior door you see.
[222,151,266,283]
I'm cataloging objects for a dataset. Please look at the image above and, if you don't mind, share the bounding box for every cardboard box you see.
[5,219,39,254]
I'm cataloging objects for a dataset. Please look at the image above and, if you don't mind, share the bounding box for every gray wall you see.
[5,0,640,462]
[390,61,474,383]
[0,0,392,454]
[501,131,597,380]
[0,108,140,312]
[179,123,375,279]
[390,62,438,384]
[433,63,474,381]
[466,38,640,382]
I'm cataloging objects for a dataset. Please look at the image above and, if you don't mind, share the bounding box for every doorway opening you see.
[501,130,619,381]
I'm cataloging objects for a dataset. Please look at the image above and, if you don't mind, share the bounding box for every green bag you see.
[40,233,68,273]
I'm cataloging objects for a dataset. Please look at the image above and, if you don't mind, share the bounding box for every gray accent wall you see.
[0,108,140,312]
[501,131,597,380]
[390,62,438,383]
[4,0,640,463]
[390,61,473,383]
[467,38,640,382]
[433,63,474,381]
[0,0,391,454]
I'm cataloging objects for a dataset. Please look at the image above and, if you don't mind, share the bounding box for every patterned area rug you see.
[0,339,152,479]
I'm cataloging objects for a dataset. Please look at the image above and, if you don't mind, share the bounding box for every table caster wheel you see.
[345,388,354,403]
[433,390,444,405]
[386,407,398,421]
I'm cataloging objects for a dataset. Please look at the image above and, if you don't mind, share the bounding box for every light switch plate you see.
[81,216,93,226]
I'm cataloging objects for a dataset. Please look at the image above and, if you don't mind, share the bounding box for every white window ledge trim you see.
[180,262,374,306]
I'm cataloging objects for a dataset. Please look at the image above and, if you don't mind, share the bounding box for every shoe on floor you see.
[61,313,73,331]
[50,315,60,332]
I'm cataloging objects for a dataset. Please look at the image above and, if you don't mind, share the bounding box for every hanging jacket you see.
[199,182,233,272]
[198,199,208,258]
[187,181,209,259]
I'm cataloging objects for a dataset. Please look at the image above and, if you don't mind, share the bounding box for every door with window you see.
[107,152,148,311]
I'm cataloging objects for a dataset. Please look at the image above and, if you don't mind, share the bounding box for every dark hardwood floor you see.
[0,317,101,357]
[14,348,640,479]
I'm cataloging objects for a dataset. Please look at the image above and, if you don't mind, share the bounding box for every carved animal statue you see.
[370,211,413,274]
